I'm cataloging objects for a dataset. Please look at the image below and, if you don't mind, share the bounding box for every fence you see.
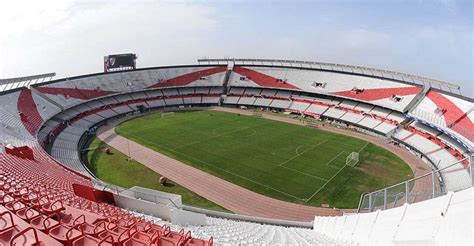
[357,158,471,213]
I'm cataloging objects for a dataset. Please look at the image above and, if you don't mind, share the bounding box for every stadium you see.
[0,54,472,245]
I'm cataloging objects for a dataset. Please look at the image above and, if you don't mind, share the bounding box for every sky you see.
[0,0,472,96]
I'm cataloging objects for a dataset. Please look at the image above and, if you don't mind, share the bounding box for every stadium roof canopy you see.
[0,72,56,92]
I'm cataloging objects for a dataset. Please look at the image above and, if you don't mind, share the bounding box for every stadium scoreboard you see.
[104,53,137,72]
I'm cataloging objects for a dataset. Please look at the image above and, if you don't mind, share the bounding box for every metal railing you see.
[0,73,56,92]
[357,158,470,213]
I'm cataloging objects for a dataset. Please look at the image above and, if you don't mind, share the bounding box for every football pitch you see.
[116,110,412,208]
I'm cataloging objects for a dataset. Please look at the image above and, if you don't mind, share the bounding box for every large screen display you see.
[106,53,136,69]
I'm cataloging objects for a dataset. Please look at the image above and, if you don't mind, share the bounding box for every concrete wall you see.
[123,186,182,208]
[113,193,173,221]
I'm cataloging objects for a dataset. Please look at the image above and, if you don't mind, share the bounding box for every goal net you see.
[161,112,175,118]
[346,152,360,167]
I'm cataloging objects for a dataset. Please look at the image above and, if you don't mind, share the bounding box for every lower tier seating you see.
[130,211,333,245]
[0,147,214,245]
[393,127,471,192]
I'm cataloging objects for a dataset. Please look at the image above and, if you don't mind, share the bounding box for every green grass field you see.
[84,136,230,212]
[116,110,413,208]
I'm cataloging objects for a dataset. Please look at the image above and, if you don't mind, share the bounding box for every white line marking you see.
[306,165,347,202]
[244,128,257,137]
[212,128,221,136]
[304,147,364,201]
[324,151,348,170]
[173,122,268,150]
[279,140,329,167]
[358,142,369,153]
[295,145,305,155]
[327,164,341,170]
[279,165,329,182]
[212,126,244,136]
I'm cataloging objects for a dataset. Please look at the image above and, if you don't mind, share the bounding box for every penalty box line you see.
[278,140,329,167]
[278,140,331,182]
[324,151,349,170]
[305,164,347,202]
[305,147,365,202]
[279,165,329,182]
[303,150,352,202]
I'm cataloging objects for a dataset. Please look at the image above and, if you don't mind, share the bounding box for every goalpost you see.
[346,152,360,167]
[161,112,175,118]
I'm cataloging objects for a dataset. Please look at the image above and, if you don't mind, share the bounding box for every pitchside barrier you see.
[93,178,313,227]
[357,158,471,213]
[92,179,181,208]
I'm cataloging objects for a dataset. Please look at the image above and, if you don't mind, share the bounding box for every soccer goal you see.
[346,152,360,167]
[161,112,175,118]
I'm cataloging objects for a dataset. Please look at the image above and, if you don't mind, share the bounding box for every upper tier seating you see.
[228,66,422,111]
[34,66,227,109]
[0,91,38,147]
[225,88,404,135]
[30,90,62,122]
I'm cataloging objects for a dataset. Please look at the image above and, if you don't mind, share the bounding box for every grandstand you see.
[0,58,472,245]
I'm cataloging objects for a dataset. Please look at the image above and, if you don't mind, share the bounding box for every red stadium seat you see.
[184,236,213,246]
[72,234,114,246]
[160,228,191,246]
[49,223,84,244]
[30,213,60,233]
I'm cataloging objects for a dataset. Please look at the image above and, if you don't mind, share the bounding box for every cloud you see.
[0,0,471,96]
[438,0,458,13]
[0,0,74,36]
[0,0,220,77]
